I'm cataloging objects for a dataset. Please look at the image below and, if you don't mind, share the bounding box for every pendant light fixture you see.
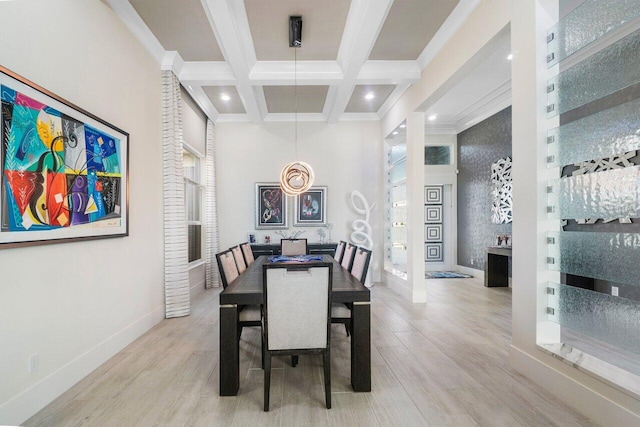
[280,16,314,196]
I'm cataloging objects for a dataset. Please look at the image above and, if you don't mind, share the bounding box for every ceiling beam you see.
[103,0,166,64]
[251,61,343,86]
[325,0,395,123]
[180,62,237,86]
[200,0,265,122]
[416,0,481,70]
[357,61,420,85]
[376,83,411,119]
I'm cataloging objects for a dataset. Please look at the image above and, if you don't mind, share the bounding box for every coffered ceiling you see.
[105,0,481,123]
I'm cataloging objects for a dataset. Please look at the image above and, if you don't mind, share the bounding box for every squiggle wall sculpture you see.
[350,191,375,287]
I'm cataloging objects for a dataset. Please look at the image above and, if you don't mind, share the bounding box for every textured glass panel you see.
[392,184,406,204]
[547,0,640,67]
[547,29,640,117]
[390,159,407,184]
[553,166,640,220]
[391,246,407,267]
[558,231,640,287]
[391,206,406,225]
[390,144,407,164]
[547,97,640,167]
[424,146,451,165]
[391,226,406,244]
[547,283,640,355]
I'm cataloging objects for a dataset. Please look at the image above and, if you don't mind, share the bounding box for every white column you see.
[407,112,426,302]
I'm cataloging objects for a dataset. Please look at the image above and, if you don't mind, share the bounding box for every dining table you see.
[218,254,371,396]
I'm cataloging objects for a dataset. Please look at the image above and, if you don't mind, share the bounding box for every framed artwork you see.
[425,205,442,223]
[425,185,443,204]
[255,183,288,229]
[0,66,129,248]
[294,186,327,226]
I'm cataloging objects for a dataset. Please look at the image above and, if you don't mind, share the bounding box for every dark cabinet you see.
[250,243,337,257]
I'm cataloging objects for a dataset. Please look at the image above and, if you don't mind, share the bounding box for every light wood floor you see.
[26,277,595,426]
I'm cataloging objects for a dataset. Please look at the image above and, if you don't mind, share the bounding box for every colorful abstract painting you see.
[0,67,128,247]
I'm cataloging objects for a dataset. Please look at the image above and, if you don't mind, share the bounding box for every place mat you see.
[268,255,324,263]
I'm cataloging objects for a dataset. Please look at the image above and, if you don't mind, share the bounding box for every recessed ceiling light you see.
[393,131,399,135]
[399,124,406,128]
[428,114,437,121]
[220,94,231,101]
[507,54,513,61]
[365,92,375,100]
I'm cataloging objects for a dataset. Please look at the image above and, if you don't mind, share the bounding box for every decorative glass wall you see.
[385,123,407,278]
[543,0,640,390]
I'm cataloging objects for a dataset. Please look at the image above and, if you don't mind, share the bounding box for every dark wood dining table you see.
[219,254,371,396]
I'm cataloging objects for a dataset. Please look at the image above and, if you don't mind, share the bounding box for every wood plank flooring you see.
[25,277,595,426]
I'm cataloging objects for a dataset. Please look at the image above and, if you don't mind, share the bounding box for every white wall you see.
[216,121,383,281]
[0,1,164,424]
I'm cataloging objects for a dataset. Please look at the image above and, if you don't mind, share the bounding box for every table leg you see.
[220,304,239,396]
[351,301,371,392]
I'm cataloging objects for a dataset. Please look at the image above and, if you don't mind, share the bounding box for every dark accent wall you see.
[457,107,512,270]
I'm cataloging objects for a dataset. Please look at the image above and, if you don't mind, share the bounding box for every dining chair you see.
[240,241,255,266]
[216,249,239,289]
[340,243,357,271]
[332,247,372,337]
[231,245,247,274]
[262,263,333,411]
[281,238,308,256]
[333,240,346,263]
[350,247,372,283]
[216,249,261,340]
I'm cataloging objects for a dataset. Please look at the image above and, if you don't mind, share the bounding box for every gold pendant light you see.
[280,16,314,196]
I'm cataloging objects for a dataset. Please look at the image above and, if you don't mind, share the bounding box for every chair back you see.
[341,243,357,271]
[240,242,255,266]
[263,263,332,351]
[350,247,372,283]
[334,240,346,263]
[216,249,239,288]
[231,245,247,273]
[281,238,308,256]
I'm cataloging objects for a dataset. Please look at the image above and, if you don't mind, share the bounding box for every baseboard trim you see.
[0,305,165,425]
[509,345,640,426]
[190,278,206,298]
[382,270,412,301]
[456,264,484,280]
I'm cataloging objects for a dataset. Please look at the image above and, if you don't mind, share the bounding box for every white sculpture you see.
[350,191,375,287]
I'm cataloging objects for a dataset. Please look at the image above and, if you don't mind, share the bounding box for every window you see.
[183,147,204,264]
[424,145,451,165]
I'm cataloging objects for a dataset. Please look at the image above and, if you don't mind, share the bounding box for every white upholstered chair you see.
[281,238,307,256]
[215,249,261,338]
[262,263,332,411]
[340,243,357,271]
[334,240,346,263]
[231,245,247,274]
[216,249,239,288]
[332,246,372,336]
[350,247,372,283]
[240,242,255,266]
